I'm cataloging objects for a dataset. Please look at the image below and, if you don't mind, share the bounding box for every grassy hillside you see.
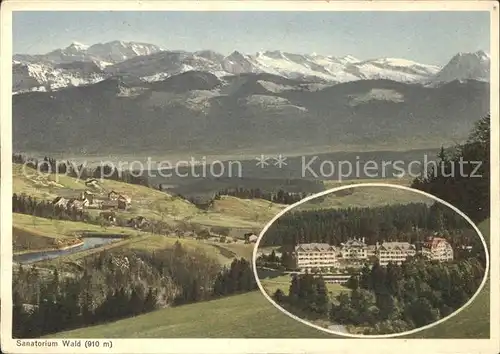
[124,234,253,266]
[50,291,331,338]
[12,212,254,269]
[299,180,432,211]
[50,219,490,339]
[13,163,285,231]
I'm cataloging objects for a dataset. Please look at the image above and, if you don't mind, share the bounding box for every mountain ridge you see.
[12,41,490,93]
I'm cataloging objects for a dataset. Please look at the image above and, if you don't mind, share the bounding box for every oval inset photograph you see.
[253,184,489,338]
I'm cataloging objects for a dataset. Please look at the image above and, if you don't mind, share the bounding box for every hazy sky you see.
[13,11,490,65]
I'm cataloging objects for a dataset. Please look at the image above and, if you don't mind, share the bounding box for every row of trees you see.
[12,242,257,338]
[213,258,257,296]
[274,273,330,316]
[272,255,485,335]
[261,202,473,248]
[13,193,88,222]
[12,153,150,187]
[13,270,158,337]
[334,257,485,334]
[256,251,296,271]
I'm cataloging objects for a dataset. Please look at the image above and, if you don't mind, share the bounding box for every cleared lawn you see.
[260,274,351,300]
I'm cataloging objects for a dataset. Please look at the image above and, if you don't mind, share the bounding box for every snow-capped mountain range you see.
[12,40,490,93]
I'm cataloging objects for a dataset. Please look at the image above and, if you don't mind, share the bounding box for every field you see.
[48,219,490,339]
[50,291,332,338]
[298,178,432,211]
[13,164,280,232]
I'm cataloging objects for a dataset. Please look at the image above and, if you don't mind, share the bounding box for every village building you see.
[80,190,95,204]
[293,243,338,273]
[99,211,117,224]
[117,194,132,205]
[128,216,149,229]
[101,200,119,210]
[340,238,368,260]
[67,198,88,210]
[52,196,69,208]
[108,191,120,201]
[366,245,377,258]
[421,237,454,262]
[104,191,132,210]
[376,241,416,266]
[244,232,258,243]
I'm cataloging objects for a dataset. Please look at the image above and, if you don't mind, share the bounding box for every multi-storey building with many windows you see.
[376,242,417,266]
[340,238,368,260]
[421,237,454,262]
[293,243,338,272]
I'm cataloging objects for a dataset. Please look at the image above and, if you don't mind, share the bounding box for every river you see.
[13,237,123,264]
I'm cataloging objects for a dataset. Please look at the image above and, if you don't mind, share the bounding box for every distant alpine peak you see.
[67,41,89,50]
[452,50,490,61]
[432,49,490,84]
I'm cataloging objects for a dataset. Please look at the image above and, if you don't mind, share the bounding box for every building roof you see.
[342,239,366,247]
[52,196,68,204]
[423,237,449,249]
[295,243,336,252]
[118,194,131,203]
[379,242,415,252]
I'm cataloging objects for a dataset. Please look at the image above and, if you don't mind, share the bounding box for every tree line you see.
[333,256,485,334]
[261,202,475,249]
[13,242,256,338]
[272,255,485,335]
[412,114,490,223]
[13,193,87,222]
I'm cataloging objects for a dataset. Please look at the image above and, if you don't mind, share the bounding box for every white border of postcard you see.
[1,1,499,353]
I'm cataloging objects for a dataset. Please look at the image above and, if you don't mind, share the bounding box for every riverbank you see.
[13,236,127,265]
[13,240,85,256]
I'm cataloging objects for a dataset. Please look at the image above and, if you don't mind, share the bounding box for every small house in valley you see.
[67,198,88,210]
[128,216,149,229]
[108,191,120,201]
[99,211,117,224]
[52,196,69,208]
[80,190,95,204]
